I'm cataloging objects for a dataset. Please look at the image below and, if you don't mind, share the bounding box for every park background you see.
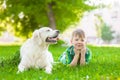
[0,0,120,80]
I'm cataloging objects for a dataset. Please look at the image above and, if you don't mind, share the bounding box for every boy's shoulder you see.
[65,45,74,55]
[86,47,92,54]
[86,47,91,51]
[86,47,90,51]
[67,45,74,49]
[66,45,74,51]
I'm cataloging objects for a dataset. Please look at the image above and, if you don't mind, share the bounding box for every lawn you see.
[0,43,120,80]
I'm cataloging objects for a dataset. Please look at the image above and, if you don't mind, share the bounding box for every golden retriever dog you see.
[18,27,59,74]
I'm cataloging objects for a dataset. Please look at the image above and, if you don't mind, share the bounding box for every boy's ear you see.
[85,41,87,44]
[70,40,73,44]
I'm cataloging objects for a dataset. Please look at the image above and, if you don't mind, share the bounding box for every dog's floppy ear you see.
[32,30,39,38]
[32,30,42,45]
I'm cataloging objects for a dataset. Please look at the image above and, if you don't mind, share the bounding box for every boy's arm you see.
[69,49,80,67]
[69,54,79,66]
[80,47,86,65]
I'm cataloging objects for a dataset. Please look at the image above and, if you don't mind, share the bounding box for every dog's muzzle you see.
[46,30,59,43]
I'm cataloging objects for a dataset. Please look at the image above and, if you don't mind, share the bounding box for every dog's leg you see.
[18,57,30,73]
[45,64,52,74]
[18,63,26,73]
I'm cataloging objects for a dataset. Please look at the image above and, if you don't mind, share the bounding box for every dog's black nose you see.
[56,30,60,34]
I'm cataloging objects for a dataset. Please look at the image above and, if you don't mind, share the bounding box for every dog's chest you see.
[30,52,48,67]
[32,52,46,60]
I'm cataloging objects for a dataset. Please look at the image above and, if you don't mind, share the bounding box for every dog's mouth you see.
[46,35,59,43]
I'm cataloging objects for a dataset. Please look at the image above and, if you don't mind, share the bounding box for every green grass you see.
[0,43,120,80]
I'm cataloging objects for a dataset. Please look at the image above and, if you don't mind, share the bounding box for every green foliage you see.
[101,23,114,43]
[0,0,94,38]
[0,45,20,67]
[0,26,5,36]
[0,50,20,67]
[0,44,120,79]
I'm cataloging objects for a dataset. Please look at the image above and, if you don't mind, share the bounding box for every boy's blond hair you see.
[71,29,85,39]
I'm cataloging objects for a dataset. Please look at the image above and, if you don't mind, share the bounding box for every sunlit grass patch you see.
[0,42,120,80]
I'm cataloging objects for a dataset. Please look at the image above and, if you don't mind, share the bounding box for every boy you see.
[59,29,91,66]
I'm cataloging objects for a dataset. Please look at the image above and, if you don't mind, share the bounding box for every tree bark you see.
[47,3,56,29]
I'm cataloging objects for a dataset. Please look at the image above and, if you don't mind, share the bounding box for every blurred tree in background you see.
[0,0,93,38]
[95,14,115,43]
[101,23,114,43]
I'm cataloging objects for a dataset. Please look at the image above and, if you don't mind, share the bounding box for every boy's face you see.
[71,35,86,50]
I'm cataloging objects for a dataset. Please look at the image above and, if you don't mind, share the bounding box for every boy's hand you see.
[80,47,86,65]
[70,48,80,67]
[74,48,81,55]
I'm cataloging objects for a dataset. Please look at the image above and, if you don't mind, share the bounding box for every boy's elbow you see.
[69,63,77,67]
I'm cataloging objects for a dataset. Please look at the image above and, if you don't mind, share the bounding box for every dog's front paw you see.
[17,70,23,74]
[45,70,51,74]
[45,66,52,74]
[18,64,26,73]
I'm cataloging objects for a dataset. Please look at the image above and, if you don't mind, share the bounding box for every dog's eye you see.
[47,29,50,32]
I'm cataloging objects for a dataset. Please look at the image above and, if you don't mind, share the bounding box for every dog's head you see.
[32,27,59,45]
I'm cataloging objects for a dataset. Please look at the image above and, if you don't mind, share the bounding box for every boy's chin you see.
[76,47,82,50]
[77,46,85,49]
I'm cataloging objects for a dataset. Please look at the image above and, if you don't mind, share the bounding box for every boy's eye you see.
[75,39,79,41]
[81,39,85,42]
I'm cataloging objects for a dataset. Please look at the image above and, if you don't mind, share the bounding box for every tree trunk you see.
[47,3,56,29]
